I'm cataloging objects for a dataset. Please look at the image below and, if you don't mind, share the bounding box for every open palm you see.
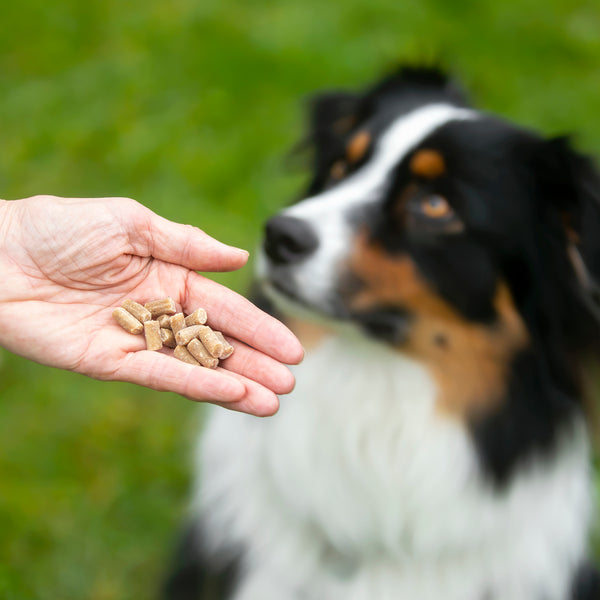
[0,196,303,416]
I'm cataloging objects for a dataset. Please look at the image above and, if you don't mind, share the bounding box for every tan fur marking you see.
[346,130,371,164]
[409,149,446,179]
[348,234,529,419]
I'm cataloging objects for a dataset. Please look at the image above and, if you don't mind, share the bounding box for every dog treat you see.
[112,298,234,368]
[170,313,186,335]
[112,307,144,334]
[214,331,234,359]
[187,338,219,369]
[185,308,208,327]
[122,299,151,323]
[174,345,201,366]
[197,325,224,358]
[144,320,163,351]
[175,325,204,346]
[160,328,177,348]
[144,297,177,319]
[158,314,172,329]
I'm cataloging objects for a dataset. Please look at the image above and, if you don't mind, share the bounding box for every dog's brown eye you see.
[421,195,453,219]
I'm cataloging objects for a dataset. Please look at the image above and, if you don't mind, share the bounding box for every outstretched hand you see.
[0,195,303,416]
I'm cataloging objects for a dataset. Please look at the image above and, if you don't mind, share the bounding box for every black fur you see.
[571,562,600,600]
[161,523,240,600]
[470,348,581,487]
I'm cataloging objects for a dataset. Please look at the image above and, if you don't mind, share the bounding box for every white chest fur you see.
[194,333,592,600]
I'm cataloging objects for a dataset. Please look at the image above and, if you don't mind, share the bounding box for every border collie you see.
[164,66,600,600]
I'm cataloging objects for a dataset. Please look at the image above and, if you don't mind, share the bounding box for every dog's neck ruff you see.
[196,332,592,600]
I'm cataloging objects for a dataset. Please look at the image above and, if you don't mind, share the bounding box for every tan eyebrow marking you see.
[409,149,446,178]
[346,130,372,164]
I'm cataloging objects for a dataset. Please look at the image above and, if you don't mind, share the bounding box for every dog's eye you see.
[420,195,453,219]
[404,193,464,234]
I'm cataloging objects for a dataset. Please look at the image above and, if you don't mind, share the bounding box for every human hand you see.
[0,195,303,416]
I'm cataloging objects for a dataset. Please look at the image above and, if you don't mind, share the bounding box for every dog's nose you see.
[263,215,319,265]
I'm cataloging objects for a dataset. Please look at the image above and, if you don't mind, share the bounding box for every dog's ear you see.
[299,91,365,195]
[533,136,600,300]
[306,92,362,165]
[309,92,362,139]
[524,136,600,353]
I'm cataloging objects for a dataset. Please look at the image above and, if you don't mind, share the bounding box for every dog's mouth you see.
[350,308,412,345]
[259,264,343,320]
[258,249,413,346]
[256,246,351,326]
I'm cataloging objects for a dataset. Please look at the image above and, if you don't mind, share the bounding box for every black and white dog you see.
[164,67,600,600]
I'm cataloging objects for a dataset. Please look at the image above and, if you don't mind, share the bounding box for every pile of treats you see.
[112,297,234,369]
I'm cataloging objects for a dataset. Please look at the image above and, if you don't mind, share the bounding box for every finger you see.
[131,204,250,272]
[210,368,281,417]
[183,273,304,365]
[218,337,296,395]
[116,349,246,403]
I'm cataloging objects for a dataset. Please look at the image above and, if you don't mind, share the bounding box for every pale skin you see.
[0,195,304,416]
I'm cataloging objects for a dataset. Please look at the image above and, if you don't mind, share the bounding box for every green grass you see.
[1,0,600,598]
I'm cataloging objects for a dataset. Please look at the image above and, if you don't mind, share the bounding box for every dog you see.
[163,66,600,600]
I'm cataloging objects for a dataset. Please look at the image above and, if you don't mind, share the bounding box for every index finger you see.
[182,272,304,366]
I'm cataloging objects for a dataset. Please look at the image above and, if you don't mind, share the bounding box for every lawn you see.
[1,0,599,598]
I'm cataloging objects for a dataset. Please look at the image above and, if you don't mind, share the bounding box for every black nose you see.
[263,215,319,265]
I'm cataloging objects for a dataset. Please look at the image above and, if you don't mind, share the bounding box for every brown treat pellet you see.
[174,345,201,366]
[144,320,163,351]
[158,314,172,329]
[187,338,219,369]
[122,299,151,323]
[197,325,224,358]
[113,307,144,334]
[144,297,177,319]
[175,325,204,346]
[184,308,207,327]
[160,328,177,348]
[214,331,234,359]
[114,298,231,369]
[170,313,186,335]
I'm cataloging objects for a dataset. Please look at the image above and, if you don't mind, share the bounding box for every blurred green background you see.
[1,1,600,598]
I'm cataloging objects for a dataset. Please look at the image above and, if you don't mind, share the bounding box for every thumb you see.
[131,205,250,272]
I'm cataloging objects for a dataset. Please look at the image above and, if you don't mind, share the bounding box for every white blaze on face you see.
[259,103,477,312]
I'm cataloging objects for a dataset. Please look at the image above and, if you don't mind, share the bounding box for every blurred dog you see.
[164,67,600,600]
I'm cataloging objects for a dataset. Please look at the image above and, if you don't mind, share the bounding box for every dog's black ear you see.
[306,92,362,170]
[534,136,600,300]
[309,92,362,138]
[525,136,600,353]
